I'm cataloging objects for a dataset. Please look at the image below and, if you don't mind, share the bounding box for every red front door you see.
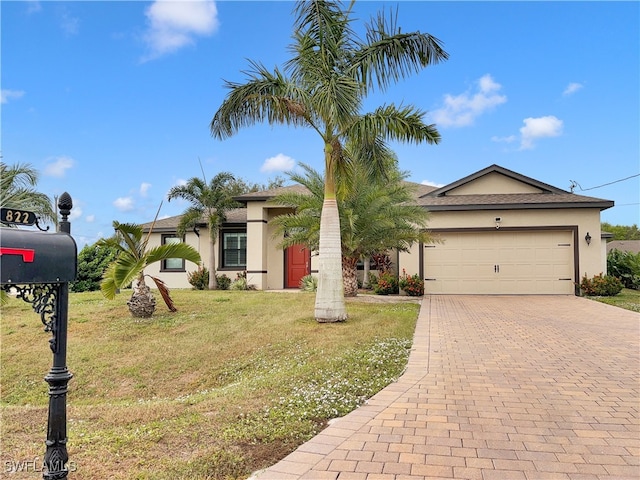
[285,244,310,288]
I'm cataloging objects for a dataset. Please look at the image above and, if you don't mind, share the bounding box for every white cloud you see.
[140,182,152,196]
[261,153,295,173]
[69,206,82,221]
[421,179,445,188]
[59,10,79,35]
[1,89,25,104]
[563,82,583,96]
[491,135,517,144]
[114,197,135,211]
[43,156,74,177]
[519,115,563,150]
[431,74,507,128]
[142,0,219,61]
[26,1,41,14]
[85,214,95,223]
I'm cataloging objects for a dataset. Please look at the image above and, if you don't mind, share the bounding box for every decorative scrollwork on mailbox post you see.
[1,193,77,479]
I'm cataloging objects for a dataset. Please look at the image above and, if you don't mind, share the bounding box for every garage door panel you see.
[424,230,574,295]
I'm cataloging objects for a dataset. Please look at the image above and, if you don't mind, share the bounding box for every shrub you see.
[579,273,624,296]
[188,266,209,290]
[299,274,317,292]
[71,242,118,292]
[230,272,256,291]
[398,270,424,296]
[374,271,398,295]
[371,252,393,273]
[367,272,378,289]
[607,249,640,290]
[216,273,231,290]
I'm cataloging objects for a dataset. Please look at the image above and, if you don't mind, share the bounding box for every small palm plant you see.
[99,221,201,318]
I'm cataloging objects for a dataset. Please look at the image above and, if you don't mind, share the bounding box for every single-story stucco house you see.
[142,164,614,295]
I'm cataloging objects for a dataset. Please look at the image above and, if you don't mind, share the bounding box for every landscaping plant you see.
[299,274,318,292]
[579,273,624,296]
[374,271,399,295]
[399,269,424,296]
[216,273,231,290]
[99,221,201,317]
[71,242,118,292]
[607,249,640,290]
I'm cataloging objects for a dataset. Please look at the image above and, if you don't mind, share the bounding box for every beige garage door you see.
[424,230,575,294]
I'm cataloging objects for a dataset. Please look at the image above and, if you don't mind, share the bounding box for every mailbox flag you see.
[0,247,35,262]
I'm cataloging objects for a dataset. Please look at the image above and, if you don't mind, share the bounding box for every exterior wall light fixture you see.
[585,232,592,245]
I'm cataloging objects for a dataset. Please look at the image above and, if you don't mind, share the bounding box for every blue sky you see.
[2,0,638,248]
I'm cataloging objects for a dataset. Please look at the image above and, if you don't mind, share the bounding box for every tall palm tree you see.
[272,161,430,296]
[167,172,239,289]
[210,0,447,321]
[0,162,56,225]
[99,221,201,318]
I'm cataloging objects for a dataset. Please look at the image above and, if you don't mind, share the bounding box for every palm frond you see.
[211,62,306,139]
[142,201,164,253]
[145,243,201,266]
[353,104,441,145]
[100,267,119,300]
[175,207,204,237]
[111,257,147,291]
[111,221,145,259]
[167,177,208,207]
[353,8,449,92]
[150,276,177,312]
[0,162,56,224]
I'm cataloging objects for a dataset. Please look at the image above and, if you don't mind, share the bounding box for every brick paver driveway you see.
[253,295,640,480]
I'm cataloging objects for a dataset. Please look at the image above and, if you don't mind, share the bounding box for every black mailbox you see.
[0,228,77,284]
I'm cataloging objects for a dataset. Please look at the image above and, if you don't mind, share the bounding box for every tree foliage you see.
[602,222,640,241]
[210,0,447,321]
[167,172,240,289]
[607,249,640,290]
[271,160,430,295]
[71,242,119,292]
[0,162,56,225]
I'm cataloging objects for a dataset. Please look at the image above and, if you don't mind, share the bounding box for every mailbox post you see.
[1,193,77,479]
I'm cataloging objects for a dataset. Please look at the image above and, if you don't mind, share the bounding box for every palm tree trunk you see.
[314,198,347,322]
[127,275,156,318]
[342,256,359,297]
[362,256,371,289]
[208,236,218,290]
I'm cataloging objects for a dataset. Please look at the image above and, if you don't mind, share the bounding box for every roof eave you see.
[422,201,615,212]
[423,164,570,198]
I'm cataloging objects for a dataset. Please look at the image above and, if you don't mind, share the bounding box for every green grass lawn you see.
[1,290,419,479]
[586,287,640,312]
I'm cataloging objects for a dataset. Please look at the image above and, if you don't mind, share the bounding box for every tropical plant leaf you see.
[145,243,201,266]
[151,276,177,312]
[100,264,119,300]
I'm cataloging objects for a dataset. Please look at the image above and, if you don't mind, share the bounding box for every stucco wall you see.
[448,173,543,195]
[144,230,201,289]
[397,207,607,285]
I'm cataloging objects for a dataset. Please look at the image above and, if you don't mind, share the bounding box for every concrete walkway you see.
[251,295,640,480]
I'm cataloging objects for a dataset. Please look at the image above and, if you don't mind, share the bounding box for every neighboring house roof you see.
[418,164,614,212]
[607,240,640,254]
